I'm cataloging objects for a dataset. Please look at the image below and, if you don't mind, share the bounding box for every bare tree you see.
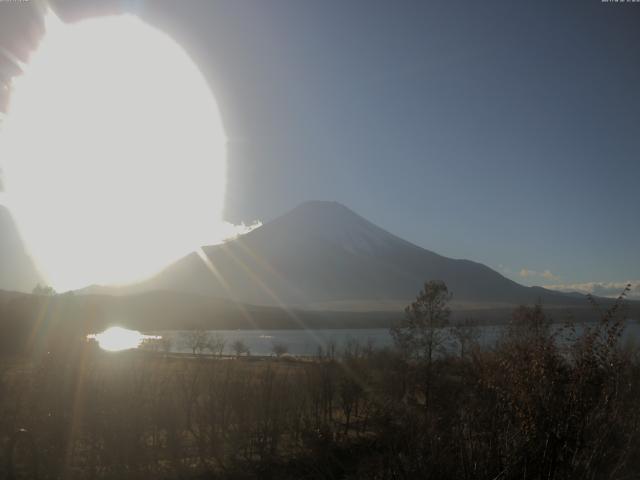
[209,333,226,357]
[183,330,211,355]
[390,280,452,412]
[272,342,288,358]
[391,280,452,362]
[32,283,56,296]
[231,339,249,357]
[450,318,481,359]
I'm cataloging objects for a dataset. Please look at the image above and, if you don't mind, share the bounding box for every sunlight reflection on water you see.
[87,327,161,352]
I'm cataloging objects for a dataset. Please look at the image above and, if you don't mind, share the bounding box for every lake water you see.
[144,322,640,357]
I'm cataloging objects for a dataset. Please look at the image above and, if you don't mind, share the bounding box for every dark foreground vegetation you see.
[0,282,639,479]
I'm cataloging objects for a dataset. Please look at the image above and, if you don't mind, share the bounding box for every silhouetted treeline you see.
[2,288,636,342]
[0,290,400,337]
[1,287,639,479]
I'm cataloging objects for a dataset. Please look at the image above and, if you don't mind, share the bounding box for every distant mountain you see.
[121,201,587,309]
[0,205,41,293]
[2,201,634,332]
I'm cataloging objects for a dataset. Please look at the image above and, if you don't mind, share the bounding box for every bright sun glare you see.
[0,13,233,291]
[89,326,155,352]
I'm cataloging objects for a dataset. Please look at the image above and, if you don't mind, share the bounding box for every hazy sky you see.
[1,0,639,294]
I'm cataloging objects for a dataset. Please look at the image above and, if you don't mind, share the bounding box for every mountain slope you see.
[0,205,41,292]
[132,201,581,308]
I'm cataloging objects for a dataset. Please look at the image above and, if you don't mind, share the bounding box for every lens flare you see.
[0,13,230,291]
[88,326,156,352]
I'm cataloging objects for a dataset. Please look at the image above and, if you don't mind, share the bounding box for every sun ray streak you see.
[195,247,260,330]
[231,238,312,305]
[214,244,335,351]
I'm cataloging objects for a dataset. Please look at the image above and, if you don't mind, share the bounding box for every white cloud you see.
[519,268,533,278]
[219,220,262,242]
[544,280,640,300]
[519,268,560,281]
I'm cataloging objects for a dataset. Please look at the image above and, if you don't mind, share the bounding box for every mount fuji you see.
[118,201,583,310]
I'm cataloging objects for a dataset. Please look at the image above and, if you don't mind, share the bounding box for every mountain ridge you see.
[113,200,589,308]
